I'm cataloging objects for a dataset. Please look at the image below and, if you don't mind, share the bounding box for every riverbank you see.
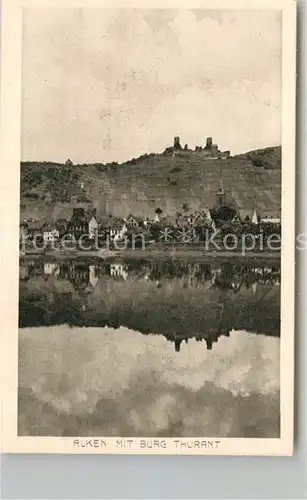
[20,247,281,262]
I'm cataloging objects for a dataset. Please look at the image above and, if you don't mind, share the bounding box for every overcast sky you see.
[21,9,281,164]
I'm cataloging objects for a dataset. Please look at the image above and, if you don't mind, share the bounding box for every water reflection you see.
[18,326,280,438]
[19,258,281,350]
[20,258,281,288]
[18,257,280,438]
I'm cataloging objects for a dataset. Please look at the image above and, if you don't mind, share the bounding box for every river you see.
[18,256,280,438]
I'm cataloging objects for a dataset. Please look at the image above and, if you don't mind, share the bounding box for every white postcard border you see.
[0,0,296,455]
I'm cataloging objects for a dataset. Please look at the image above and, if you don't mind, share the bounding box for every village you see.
[19,177,281,254]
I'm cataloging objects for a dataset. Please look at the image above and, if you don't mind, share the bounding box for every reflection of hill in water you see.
[19,258,280,350]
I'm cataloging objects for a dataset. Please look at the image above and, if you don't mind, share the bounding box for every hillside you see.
[234,146,281,169]
[20,146,281,221]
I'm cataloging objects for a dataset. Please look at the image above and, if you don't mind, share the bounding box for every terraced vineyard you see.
[20,146,281,222]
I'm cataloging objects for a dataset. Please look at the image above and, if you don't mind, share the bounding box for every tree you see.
[250,155,265,167]
[211,205,236,224]
[149,223,162,241]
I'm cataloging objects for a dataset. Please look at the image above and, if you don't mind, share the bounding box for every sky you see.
[19,326,280,438]
[21,9,282,164]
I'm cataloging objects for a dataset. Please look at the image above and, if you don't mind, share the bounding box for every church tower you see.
[251,207,258,225]
[216,179,226,206]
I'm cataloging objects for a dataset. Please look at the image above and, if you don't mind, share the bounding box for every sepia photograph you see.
[1,0,296,455]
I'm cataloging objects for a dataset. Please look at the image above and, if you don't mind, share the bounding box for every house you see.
[252,267,265,275]
[239,209,254,223]
[108,226,123,239]
[231,277,243,293]
[19,264,29,280]
[211,267,222,285]
[104,218,127,241]
[69,208,88,237]
[260,214,281,224]
[19,223,28,244]
[112,227,125,240]
[88,216,98,239]
[67,262,90,288]
[69,208,98,240]
[203,208,213,221]
[42,223,59,244]
[239,208,275,225]
[44,262,60,276]
[110,262,128,280]
[27,260,44,277]
[89,265,99,288]
[113,222,129,243]
[191,209,214,228]
[100,215,125,239]
[125,215,143,229]
[43,229,59,244]
[231,214,242,224]
[121,222,128,234]
[191,211,205,225]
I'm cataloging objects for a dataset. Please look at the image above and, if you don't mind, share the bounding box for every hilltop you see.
[20,145,281,222]
[234,146,281,169]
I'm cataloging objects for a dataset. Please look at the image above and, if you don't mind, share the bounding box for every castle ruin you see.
[163,136,231,160]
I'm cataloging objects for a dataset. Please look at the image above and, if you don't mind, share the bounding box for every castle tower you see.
[174,339,182,352]
[205,337,213,350]
[205,137,213,149]
[211,144,219,157]
[174,136,182,150]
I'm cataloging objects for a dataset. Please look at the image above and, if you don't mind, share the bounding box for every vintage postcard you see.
[1,0,296,455]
